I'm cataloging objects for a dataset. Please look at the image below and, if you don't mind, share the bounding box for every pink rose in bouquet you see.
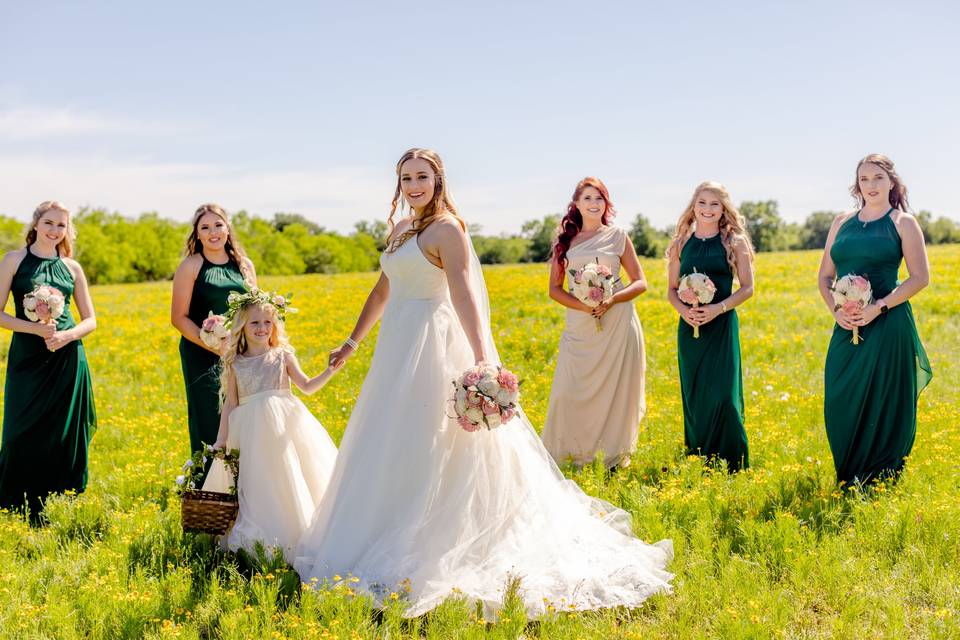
[497,368,519,393]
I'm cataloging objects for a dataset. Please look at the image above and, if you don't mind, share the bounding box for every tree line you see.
[473,202,960,264]
[0,203,957,284]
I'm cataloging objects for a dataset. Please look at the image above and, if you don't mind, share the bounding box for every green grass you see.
[1,246,958,639]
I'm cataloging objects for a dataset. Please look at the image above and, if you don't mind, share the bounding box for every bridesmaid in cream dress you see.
[542,177,647,469]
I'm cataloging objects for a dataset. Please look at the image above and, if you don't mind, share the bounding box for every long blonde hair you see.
[668,181,754,278]
[850,153,910,212]
[184,203,252,282]
[219,302,292,406]
[26,201,75,257]
[384,148,465,253]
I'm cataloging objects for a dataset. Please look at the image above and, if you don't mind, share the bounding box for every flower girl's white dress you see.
[293,236,673,617]
[203,348,337,560]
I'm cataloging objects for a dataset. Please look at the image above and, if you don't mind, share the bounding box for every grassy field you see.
[0,246,958,639]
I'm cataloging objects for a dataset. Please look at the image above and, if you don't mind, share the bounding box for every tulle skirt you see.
[204,390,337,560]
[293,298,672,618]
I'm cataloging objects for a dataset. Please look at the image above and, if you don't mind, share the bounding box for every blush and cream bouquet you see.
[830,274,873,345]
[677,269,716,338]
[451,364,520,432]
[23,284,65,325]
[199,312,230,351]
[569,259,615,331]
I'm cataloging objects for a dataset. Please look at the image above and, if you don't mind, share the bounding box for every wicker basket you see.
[181,490,239,535]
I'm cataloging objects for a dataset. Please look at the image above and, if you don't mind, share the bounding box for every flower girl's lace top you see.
[232,348,291,402]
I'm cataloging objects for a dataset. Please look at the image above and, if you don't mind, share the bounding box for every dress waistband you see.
[239,389,293,405]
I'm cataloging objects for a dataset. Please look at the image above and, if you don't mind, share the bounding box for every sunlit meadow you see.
[1,246,958,639]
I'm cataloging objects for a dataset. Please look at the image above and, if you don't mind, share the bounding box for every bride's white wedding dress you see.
[293,234,672,617]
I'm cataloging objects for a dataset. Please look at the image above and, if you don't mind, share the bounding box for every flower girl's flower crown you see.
[224,286,297,327]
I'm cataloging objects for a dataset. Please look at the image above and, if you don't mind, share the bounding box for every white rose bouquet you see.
[830,274,873,345]
[451,364,520,432]
[677,269,717,338]
[569,259,615,332]
[23,284,65,324]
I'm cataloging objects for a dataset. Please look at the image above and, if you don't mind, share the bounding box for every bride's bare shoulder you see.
[428,214,469,249]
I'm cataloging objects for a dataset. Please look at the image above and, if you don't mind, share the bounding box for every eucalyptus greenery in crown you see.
[224,287,297,327]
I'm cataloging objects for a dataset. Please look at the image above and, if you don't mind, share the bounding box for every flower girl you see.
[202,288,338,560]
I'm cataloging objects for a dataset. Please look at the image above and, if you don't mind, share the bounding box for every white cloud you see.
[0,106,161,139]
[0,153,391,232]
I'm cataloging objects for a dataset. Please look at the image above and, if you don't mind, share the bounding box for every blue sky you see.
[2,1,957,234]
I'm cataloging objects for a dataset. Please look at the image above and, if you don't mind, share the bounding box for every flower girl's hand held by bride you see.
[328,342,356,369]
[288,353,338,395]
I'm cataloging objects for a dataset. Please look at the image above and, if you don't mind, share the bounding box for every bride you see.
[294,148,673,617]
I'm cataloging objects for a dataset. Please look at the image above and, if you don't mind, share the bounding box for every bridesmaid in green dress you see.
[0,201,97,517]
[171,204,256,458]
[818,154,931,486]
[667,182,755,472]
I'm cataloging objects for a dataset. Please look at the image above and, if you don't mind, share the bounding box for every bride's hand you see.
[329,343,356,369]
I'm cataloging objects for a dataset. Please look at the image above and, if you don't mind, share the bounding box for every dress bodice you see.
[679,232,734,300]
[380,236,450,302]
[188,254,247,324]
[232,348,290,401]
[11,248,76,331]
[565,226,626,281]
[830,208,902,299]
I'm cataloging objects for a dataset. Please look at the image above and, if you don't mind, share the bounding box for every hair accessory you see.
[224,287,297,327]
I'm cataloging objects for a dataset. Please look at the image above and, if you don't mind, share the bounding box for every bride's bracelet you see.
[344,337,359,350]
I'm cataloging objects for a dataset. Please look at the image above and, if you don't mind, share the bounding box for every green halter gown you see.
[0,248,97,516]
[824,208,932,485]
[677,233,748,471]
[179,255,246,456]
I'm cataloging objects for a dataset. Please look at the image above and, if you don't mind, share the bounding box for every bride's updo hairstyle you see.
[384,148,466,253]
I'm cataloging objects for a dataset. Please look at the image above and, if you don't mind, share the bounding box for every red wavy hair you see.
[551,177,616,268]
